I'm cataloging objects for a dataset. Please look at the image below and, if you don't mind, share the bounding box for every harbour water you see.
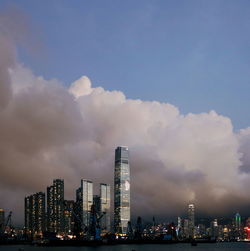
[0,242,250,251]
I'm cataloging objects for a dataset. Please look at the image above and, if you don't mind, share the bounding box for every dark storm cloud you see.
[1,6,250,226]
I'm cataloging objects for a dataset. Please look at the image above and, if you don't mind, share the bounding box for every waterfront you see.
[0,243,250,251]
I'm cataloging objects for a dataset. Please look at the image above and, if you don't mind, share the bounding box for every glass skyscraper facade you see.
[114,146,130,234]
[100,183,111,231]
[76,179,93,230]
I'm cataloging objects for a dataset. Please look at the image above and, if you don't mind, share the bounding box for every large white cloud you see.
[1,6,250,225]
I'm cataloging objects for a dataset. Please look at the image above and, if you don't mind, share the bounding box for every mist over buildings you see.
[1,7,250,225]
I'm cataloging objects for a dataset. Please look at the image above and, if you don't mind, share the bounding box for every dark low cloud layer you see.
[1,7,250,226]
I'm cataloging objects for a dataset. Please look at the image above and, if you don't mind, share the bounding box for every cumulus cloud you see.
[1,6,250,226]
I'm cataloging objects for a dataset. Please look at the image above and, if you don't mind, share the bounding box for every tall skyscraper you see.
[100,183,111,231]
[188,204,195,238]
[76,179,93,231]
[24,192,46,236]
[47,179,64,234]
[114,146,130,234]
[0,209,4,233]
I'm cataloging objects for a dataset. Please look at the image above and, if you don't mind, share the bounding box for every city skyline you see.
[1,1,250,227]
[23,178,111,237]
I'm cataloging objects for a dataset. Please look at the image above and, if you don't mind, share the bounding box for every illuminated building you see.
[114,146,130,234]
[64,200,74,235]
[100,183,111,231]
[235,212,241,230]
[197,224,206,238]
[244,217,250,240]
[210,219,219,238]
[188,204,195,238]
[234,212,241,239]
[24,196,32,235]
[46,185,54,232]
[76,179,93,230]
[47,179,65,233]
[0,209,4,233]
[24,192,46,235]
[183,218,189,238]
[176,216,181,236]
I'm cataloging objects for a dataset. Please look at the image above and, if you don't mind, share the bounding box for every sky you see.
[1,1,250,226]
[1,0,250,130]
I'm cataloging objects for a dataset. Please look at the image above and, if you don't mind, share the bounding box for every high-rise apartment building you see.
[0,209,4,233]
[76,180,93,231]
[100,183,111,231]
[47,185,54,232]
[188,204,195,238]
[64,200,74,235]
[47,179,64,233]
[24,192,46,236]
[114,146,130,234]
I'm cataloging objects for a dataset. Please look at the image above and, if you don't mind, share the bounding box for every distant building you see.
[114,146,130,234]
[176,216,181,237]
[210,219,219,239]
[24,192,46,236]
[76,179,93,231]
[188,204,195,238]
[235,212,241,230]
[245,217,250,240]
[0,209,4,233]
[234,212,242,239]
[100,183,111,231]
[183,218,189,238]
[197,224,206,238]
[47,179,65,234]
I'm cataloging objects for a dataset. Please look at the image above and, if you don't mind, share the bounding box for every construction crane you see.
[89,204,106,240]
[5,211,13,231]
[63,202,87,239]
[2,211,14,238]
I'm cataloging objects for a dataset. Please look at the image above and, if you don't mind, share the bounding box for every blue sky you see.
[1,0,250,130]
